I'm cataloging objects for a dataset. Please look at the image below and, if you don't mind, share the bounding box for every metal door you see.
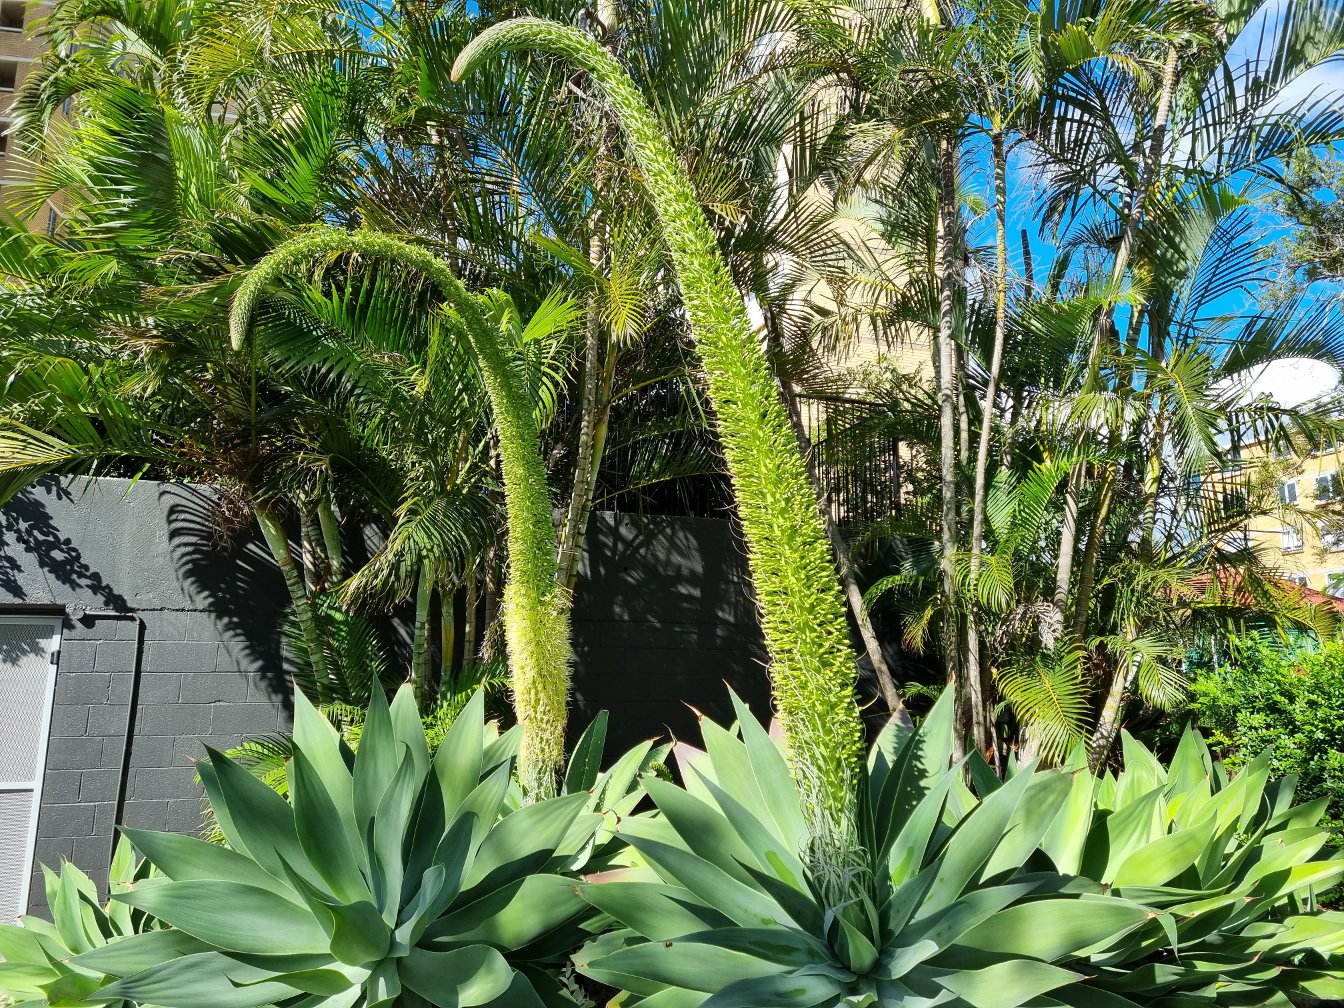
[0,616,61,921]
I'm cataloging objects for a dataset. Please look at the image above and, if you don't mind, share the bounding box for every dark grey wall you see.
[571,512,769,755]
[1,479,291,912]
[1,480,773,914]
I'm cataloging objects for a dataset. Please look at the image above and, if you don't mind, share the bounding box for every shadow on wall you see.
[163,485,293,709]
[569,512,772,756]
[0,483,129,611]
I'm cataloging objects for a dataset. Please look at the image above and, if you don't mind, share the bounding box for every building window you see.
[1221,489,1247,517]
[1286,573,1310,588]
[0,1,22,30]
[1282,526,1304,552]
[45,206,57,235]
[1317,470,1343,502]
[1327,572,1344,598]
[1321,521,1344,551]
[0,60,16,92]
[1279,479,1299,505]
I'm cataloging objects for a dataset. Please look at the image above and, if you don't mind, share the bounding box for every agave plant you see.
[572,692,1157,1008]
[76,686,660,1008]
[0,839,180,1008]
[984,730,1344,1006]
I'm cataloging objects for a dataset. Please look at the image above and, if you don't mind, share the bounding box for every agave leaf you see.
[326,900,391,967]
[884,769,958,893]
[289,748,373,904]
[945,897,1152,964]
[582,882,737,940]
[584,937,789,994]
[370,752,424,919]
[679,927,834,969]
[921,960,1079,1007]
[399,945,513,1006]
[695,771,811,890]
[699,971,840,1008]
[917,764,1036,917]
[69,929,207,977]
[424,874,588,948]
[202,747,324,892]
[643,777,763,885]
[881,883,1042,977]
[388,685,431,778]
[566,711,609,794]
[1111,819,1216,889]
[113,880,331,955]
[981,771,1074,881]
[102,953,301,1008]
[1082,789,1165,884]
[354,686,398,830]
[292,689,358,840]
[462,791,597,895]
[432,690,486,815]
[727,691,808,849]
[620,834,796,929]
[118,829,283,894]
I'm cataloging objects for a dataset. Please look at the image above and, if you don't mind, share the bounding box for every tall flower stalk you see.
[230,229,572,799]
[453,18,866,864]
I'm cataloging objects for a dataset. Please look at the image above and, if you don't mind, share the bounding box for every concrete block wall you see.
[2,481,780,916]
[0,479,291,914]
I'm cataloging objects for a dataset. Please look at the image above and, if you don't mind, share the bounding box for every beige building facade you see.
[0,1,57,232]
[1239,438,1344,597]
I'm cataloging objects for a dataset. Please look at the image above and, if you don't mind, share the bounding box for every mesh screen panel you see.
[0,790,34,921]
[0,622,54,783]
[0,622,57,922]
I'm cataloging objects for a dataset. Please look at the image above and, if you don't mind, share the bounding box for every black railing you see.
[796,395,908,533]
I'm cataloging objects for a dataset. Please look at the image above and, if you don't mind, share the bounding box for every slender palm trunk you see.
[1054,46,1180,643]
[411,563,434,702]
[317,493,343,582]
[463,567,479,669]
[965,129,1012,758]
[440,590,456,694]
[300,503,325,595]
[936,134,966,756]
[557,308,604,591]
[256,503,331,705]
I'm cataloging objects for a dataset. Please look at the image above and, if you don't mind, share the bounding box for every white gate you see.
[0,616,61,921]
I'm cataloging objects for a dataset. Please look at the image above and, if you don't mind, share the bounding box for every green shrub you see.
[1188,636,1344,833]
[77,688,659,1008]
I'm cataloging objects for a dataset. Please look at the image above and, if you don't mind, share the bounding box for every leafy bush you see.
[573,692,1157,1008]
[1188,636,1344,833]
[75,687,660,1008]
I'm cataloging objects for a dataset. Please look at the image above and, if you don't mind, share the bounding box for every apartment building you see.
[0,0,56,232]
[1234,436,1344,597]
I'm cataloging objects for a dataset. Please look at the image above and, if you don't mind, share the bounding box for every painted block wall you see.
[0,479,770,915]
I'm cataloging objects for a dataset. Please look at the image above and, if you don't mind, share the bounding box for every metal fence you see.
[796,395,909,533]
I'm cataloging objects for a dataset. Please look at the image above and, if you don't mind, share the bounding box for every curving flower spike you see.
[228,230,572,798]
[454,17,865,863]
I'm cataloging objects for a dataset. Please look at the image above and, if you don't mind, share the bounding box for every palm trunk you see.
[964,128,1011,758]
[1080,47,1182,758]
[440,589,456,696]
[317,493,343,582]
[411,563,434,702]
[256,503,331,705]
[1090,651,1138,770]
[557,311,604,592]
[1054,46,1180,643]
[936,133,966,757]
[300,503,325,595]
[463,567,479,669]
